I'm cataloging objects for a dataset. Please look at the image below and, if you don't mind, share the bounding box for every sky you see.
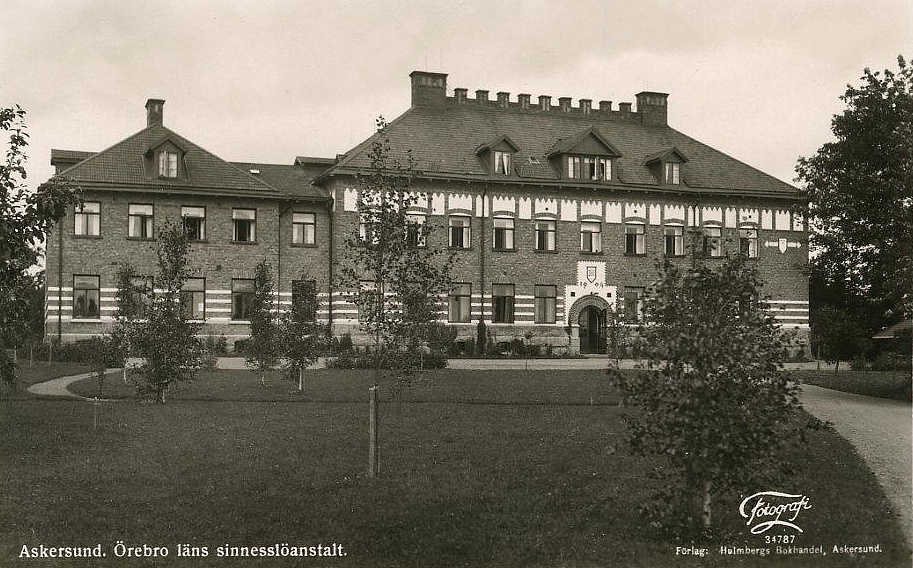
[1,0,911,190]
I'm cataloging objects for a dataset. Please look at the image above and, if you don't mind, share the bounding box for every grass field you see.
[794,370,912,401]
[2,369,910,567]
[0,362,95,400]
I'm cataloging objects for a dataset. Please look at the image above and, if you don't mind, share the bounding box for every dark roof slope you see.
[327,103,798,197]
[230,161,331,200]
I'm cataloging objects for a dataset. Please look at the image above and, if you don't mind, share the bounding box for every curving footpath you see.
[26,369,120,399]
[799,383,913,548]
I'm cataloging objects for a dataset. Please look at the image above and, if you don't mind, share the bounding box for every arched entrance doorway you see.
[568,294,612,355]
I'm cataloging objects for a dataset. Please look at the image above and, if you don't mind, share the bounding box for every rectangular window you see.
[580,221,602,253]
[292,212,316,245]
[534,285,557,324]
[231,279,254,320]
[232,209,256,242]
[181,206,206,241]
[73,275,100,319]
[567,156,581,179]
[665,162,680,184]
[358,214,376,244]
[494,151,511,175]
[493,217,514,250]
[406,213,427,247]
[625,224,645,255]
[181,278,205,321]
[739,228,758,258]
[291,279,317,322]
[128,204,154,239]
[74,202,100,236]
[449,215,471,249]
[491,284,515,323]
[448,282,472,323]
[703,227,722,257]
[624,287,644,324]
[664,225,684,256]
[129,276,153,319]
[599,158,612,181]
[158,151,178,178]
[535,220,556,251]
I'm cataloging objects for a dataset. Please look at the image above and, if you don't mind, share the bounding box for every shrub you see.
[338,333,354,353]
[233,339,249,355]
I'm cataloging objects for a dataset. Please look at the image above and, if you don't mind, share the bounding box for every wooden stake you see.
[368,386,378,477]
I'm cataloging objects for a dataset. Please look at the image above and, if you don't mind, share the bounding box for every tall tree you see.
[1,105,80,387]
[279,276,327,393]
[246,260,279,387]
[797,56,913,323]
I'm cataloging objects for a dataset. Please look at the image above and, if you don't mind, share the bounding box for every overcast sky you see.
[2,0,910,190]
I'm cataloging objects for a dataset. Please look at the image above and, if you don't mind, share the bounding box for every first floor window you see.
[292,212,316,245]
[129,276,153,318]
[581,221,602,253]
[181,278,205,320]
[232,209,256,242]
[703,226,722,257]
[534,285,557,324]
[625,223,645,255]
[624,287,644,323]
[535,220,556,251]
[406,214,427,247]
[128,204,154,239]
[73,275,100,319]
[449,215,471,248]
[664,225,684,256]
[74,201,100,236]
[491,284,515,323]
[449,282,471,323]
[231,279,254,320]
[181,206,206,241]
[291,279,317,322]
[739,228,758,258]
[493,217,514,250]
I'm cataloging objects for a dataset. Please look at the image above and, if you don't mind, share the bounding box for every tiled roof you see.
[328,103,798,196]
[50,149,95,162]
[52,125,281,194]
[230,161,331,200]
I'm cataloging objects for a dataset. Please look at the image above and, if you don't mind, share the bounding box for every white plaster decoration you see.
[775,210,790,231]
[739,208,759,225]
[343,188,358,212]
[702,206,723,224]
[649,204,661,226]
[761,209,773,230]
[431,193,445,215]
[518,197,532,220]
[560,199,578,221]
[580,200,602,219]
[605,202,622,223]
[563,261,618,324]
[535,198,558,216]
[449,193,473,211]
[687,206,694,227]
[664,204,685,222]
[792,214,804,232]
[625,202,646,219]
[724,207,737,228]
[492,195,516,215]
[408,191,429,211]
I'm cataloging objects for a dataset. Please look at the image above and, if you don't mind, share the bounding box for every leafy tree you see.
[112,262,143,382]
[1,105,80,387]
[610,256,811,535]
[246,260,279,387]
[131,221,204,403]
[810,304,867,372]
[279,277,327,393]
[797,56,913,323]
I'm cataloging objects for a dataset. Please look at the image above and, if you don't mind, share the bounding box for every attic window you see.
[664,163,680,185]
[249,168,261,175]
[567,156,612,181]
[494,151,511,175]
[158,151,178,178]
[527,156,541,165]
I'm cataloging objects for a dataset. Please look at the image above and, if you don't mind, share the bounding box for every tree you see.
[246,260,279,387]
[796,56,913,323]
[810,304,867,372]
[130,221,204,403]
[609,255,810,535]
[1,105,80,387]
[112,262,143,382]
[279,276,327,393]
[339,116,453,475]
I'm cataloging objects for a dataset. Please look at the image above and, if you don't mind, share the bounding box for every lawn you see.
[794,370,912,401]
[2,369,909,567]
[0,362,95,400]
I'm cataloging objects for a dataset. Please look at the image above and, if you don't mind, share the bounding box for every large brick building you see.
[44,71,809,354]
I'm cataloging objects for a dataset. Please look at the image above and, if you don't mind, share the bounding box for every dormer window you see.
[548,127,621,183]
[158,151,178,178]
[494,151,511,175]
[644,147,688,186]
[567,156,612,181]
[665,162,680,185]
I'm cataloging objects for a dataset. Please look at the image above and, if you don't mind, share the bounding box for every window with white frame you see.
[664,225,684,257]
[580,221,602,253]
[181,206,206,241]
[664,162,681,185]
[292,212,316,245]
[535,220,556,251]
[493,217,514,250]
[567,156,581,179]
[128,204,154,239]
[232,209,256,242]
[129,276,153,319]
[739,228,758,258]
[448,282,472,323]
[703,226,722,257]
[158,151,178,178]
[624,223,645,255]
[181,278,205,321]
[231,279,254,320]
[449,215,471,248]
[74,202,100,236]
[493,151,511,175]
[624,287,644,323]
[73,275,100,319]
[491,284,515,323]
[406,213,427,247]
[534,285,557,324]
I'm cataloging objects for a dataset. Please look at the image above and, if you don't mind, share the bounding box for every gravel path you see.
[799,383,912,547]
[26,369,120,399]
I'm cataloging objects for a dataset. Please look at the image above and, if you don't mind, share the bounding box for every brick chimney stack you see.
[454,88,467,103]
[619,102,632,118]
[636,91,669,125]
[475,90,489,104]
[409,71,448,108]
[496,92,510,108]
[558,97,571,112]
[518,93,531,110]
[579,99,592,114]
[145,99,165,127]
[538,95,551,111]
[599,100,612,113]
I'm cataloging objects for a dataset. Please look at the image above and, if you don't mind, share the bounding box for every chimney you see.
[518,93,531,110]
[454,88,468,103]
[538,95,551,111]
[619,102,632,118]
[496,91,510,108]
[475,90,489,104]
[409,71,448,108]
[599,100,613,113]
[145,99,165,127]
[558,97,572,112]
[636,91,669,126]
[579,99,592,114]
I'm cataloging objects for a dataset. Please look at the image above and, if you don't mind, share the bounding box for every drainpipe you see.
[327,197,335,328]
[477,183,488,351]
